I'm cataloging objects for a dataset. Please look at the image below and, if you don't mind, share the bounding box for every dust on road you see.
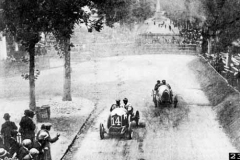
[62,54,237,160]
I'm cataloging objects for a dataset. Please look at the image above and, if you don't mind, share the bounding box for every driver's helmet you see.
[116,99,121,106]
[162,80,166,85]
[123,98,128,104]
[157,80,160,83]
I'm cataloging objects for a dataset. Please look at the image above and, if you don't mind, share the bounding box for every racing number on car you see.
[111,116,122,126]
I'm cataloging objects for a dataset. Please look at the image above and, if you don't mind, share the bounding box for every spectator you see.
[17,139,32,160]
[0,148,10,159]
[33,124,47,160]
[36,123,60,160]
[19,110,36,142]
[9,131,21,157]
[23,148,39,160]
[1,113,18,151]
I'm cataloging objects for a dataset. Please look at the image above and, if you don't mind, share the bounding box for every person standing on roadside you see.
[1,113,18,151]
[19,110,36,142]
[36,123,60,160]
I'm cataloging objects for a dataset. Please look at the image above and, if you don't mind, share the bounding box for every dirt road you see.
[61,54,237,160]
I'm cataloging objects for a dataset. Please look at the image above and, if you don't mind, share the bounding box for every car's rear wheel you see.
[100,123,104,139]
[174,95,178,108]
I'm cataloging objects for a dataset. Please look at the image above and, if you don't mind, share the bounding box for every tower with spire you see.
[154,0,166,21]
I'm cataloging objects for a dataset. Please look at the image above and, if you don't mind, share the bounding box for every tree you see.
[45,0,133,101]
[132,0,155,23]
[0,0,51,110]
[0,0,146,107]
[162,0,240,54]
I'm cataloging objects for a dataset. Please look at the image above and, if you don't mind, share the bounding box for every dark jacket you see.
[9,137,21,157]
[1,121,18,137]
[17,146,29,160]
[1,121,18,150]
[19,116,36,141]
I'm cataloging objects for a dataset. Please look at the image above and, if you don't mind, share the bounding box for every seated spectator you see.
[9,131,21,157]
[17,139,32,160]
[23,148,39,160]
[0,148,10,159]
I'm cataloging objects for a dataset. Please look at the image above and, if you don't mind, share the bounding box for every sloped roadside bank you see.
[188,56,240,150]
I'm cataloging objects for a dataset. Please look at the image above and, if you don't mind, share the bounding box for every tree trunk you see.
[62,38,72,101]
[226,46,232,68]
[207,36,213,54]
[29,43,36,110]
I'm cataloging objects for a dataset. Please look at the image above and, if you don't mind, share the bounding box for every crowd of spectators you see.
[0,110,60,160]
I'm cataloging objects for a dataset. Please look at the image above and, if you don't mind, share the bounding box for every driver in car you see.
[110,99,122,112]
[123,98,133,116]
[162,80,173,102]
[108,99,126,128]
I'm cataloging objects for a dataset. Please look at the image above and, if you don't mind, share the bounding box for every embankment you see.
[188,56,240,150]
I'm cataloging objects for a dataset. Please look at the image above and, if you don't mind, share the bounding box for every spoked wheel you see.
[100,123,104,139]
[135,111,140,127]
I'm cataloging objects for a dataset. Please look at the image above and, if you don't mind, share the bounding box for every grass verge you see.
[188,56,240,150]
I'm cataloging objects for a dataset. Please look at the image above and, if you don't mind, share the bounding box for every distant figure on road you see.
[19,110,36,142]
[1,113,18,151]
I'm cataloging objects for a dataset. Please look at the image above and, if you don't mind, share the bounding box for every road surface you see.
[62,54,237,160]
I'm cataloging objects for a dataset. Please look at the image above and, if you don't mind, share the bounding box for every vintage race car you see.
[100,108,133,140]
[152,85,178,108]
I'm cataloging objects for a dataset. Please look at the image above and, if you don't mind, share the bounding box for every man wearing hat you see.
[23,148,39,160]
[0,148,10,159]
[1,113,18,151]
[19,110,36,142]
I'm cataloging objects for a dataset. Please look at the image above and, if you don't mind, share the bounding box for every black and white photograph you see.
[0,0,240,159]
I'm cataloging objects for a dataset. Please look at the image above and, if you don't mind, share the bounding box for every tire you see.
[100,123,104,139]
[157,100,160,108]
[128,122,133,140]
[135,111,140,127]
[174,96,178,108]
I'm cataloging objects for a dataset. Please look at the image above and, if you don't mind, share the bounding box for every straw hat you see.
[38,131,49,140]
[22,139,32,146]
[29,148,39,155]
[0,148,7,157]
